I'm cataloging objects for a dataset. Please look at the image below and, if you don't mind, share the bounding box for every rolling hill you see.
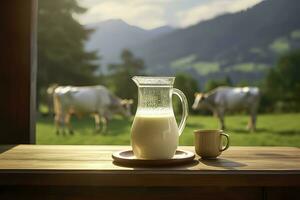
[132,0,300,84]
[85,0,300,85]
[85,19,174,72]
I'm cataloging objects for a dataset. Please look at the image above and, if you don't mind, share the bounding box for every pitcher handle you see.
[172,88,188,136]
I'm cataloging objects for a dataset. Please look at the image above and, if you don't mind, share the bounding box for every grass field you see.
[36,113,300,147]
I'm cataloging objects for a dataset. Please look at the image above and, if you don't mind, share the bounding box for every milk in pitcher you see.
[131,110,179,159]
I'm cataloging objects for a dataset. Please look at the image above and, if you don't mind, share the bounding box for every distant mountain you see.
[85,19,174,71]
[147,26,175,38]
[132,0,300,85]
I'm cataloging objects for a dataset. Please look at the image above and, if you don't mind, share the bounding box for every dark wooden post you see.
[0,0,37,144]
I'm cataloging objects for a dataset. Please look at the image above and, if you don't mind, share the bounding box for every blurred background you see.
[36,0,300,146]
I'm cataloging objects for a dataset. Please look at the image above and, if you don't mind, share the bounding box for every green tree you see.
[174,73,199,113]
[38,0,98,104]
[265,50,300,111]
[236,80,250,87]
[204,76,232,92]
[108,49,145,103]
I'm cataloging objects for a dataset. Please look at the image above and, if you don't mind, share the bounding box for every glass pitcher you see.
[131,76,188,159]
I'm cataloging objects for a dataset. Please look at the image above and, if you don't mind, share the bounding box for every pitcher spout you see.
[132,76,140,87]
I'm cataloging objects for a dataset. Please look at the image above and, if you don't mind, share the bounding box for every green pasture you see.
[170,55,221,76]
[36,113,300,147]
[225,63,269,73]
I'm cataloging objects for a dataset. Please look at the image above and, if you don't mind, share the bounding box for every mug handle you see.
[220,133,230,151]
[172,88,188,136]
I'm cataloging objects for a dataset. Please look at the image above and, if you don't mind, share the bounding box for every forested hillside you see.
[131,0,300,84]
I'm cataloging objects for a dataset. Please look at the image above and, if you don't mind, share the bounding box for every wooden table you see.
[0,145,299,199]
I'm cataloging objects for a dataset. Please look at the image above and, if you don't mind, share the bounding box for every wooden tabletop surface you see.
[0,145,299,187]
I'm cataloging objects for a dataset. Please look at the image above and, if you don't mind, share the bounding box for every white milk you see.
[131,113,179,159]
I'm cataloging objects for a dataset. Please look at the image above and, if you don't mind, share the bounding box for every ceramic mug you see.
[194,129,229,159]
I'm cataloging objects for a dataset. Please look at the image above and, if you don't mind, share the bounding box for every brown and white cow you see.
[53,85,133,134]
[192,86,260,131]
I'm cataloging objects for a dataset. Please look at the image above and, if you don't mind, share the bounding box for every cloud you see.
[78,0,168,29]
[77,0,263,29]
[177,0,263,27]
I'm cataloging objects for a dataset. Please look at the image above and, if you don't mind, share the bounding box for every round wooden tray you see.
[112,149,195,167]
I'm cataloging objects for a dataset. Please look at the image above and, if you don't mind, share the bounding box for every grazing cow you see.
[53,85,133,134]
[192,86,260,131]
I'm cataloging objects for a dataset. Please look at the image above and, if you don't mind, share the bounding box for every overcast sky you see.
[77,0,263,29]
